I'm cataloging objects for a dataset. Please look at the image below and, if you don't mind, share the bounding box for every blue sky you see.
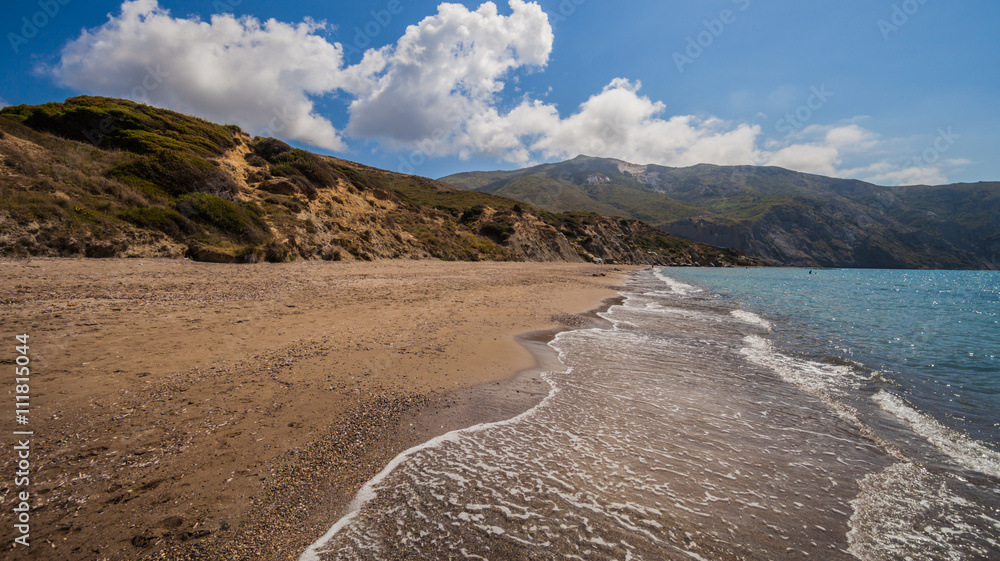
[2,0,998,185]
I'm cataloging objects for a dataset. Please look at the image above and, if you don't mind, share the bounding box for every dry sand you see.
[0,258,634,560]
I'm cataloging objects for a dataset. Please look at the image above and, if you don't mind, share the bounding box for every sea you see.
[301,267,1000,560]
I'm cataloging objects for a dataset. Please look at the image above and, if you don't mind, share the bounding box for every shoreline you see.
[300,293,625,560]
[0,258,634,560]
[413,291,624,446]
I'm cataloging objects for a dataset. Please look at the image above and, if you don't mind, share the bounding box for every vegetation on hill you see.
[1,95,236,157]
[0,97,758,267]
[442,156,999,269]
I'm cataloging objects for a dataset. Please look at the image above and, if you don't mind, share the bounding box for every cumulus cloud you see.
[44,0,957,186]
[524,79,762,167]
[765,144,841,176]
[350,5,761,168]
[346,0,554,158]
[47,0,349,150]
[351,5,935,182]
[824,124,879,149]
[865,166,948,186]
[763,124,879,177]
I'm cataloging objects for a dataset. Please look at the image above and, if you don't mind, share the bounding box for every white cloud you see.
[523,79,762,167]
[765,144,841,176]
[0,98,8,109]
[345,0,553,157]
[349,4,934,182]
[763,124,881,177]
[824,124,878,149]
[43,0,957,186]
[47,0,349,150]
[865,166,947,186]
[341,3,763,167]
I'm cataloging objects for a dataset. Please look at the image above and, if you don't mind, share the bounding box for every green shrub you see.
[108,151,238,197]
[655,236,678,250]
[272,150,337,188]
[0,190,68,222]
[251,137,293,159]
[0,96,235,156]
[478,221,514,243]
[175,193,270,244]
[118,207,195,239]
[108,129,195,155]
[243,200,265,217]
[460,205,485,225]
[245,153,268,168]
[334,163,384,192]
[251,137,340,189]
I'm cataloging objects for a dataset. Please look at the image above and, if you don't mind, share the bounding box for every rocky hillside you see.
[443,156,1000,269]
[0,97,759,267]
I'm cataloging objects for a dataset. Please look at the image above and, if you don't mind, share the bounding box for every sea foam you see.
[653,269,701,296]
[873,390,1000,479]
[730,309,773,330]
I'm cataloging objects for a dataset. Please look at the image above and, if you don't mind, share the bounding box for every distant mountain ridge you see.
[0,97,759,267]
[442,156,1000,269]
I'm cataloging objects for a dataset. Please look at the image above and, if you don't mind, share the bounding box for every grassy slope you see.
[0,96,756,266]
[0,97,272,259]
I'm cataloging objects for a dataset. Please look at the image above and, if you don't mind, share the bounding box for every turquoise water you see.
[663,267,1000,449]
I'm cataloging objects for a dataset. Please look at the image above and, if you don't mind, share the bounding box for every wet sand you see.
[0,258,633,560]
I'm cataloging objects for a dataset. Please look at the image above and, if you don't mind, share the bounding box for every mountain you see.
[441,156,1000,269]
[0,97,759,267]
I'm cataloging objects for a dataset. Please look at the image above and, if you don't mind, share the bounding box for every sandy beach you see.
[0,258,632,560]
